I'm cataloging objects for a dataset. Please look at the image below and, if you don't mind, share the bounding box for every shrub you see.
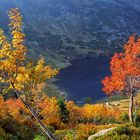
[0,118,35,140]
[58,97,70,123]
[120,113,129,123]
[65,130,76,140]
[55,129,67,139]
[33,135,46,140]
[95,126,140,140]
[0,127,12,140]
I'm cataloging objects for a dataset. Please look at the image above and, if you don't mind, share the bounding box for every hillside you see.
[0,2,140,140]
[105,93,140,112]
[0,0,140,67]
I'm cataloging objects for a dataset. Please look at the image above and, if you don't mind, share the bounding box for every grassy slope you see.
[104,93,140,111]
[87,93,140,140]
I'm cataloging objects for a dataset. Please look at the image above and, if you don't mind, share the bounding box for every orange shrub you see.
[66,101,121,125]
[66,101,82,125]
[39,96,61,128]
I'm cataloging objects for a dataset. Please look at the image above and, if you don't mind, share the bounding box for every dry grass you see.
[103,93,140,111]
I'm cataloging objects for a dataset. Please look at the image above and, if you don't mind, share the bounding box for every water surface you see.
[55,57,110,103]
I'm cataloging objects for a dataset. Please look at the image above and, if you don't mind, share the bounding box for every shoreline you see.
[53,57,111,103]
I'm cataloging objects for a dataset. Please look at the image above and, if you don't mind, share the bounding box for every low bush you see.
[120,113,129,123]
[94,126,140,140]
[33,135,46,140]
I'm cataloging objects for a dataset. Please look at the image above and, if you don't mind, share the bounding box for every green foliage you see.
[94,126,140,140]
[115,126,132,135]
[58,97,70,123]
[33,135,46,140]
[65,129,76,140]
[95,134,131,140]
[47,125,55,133]
[84,97,92,104]
[55,129,67,139]
[78,116,118,125]
[134,114,140,127]
[56,129,76,140]
[120,113,129,123]
[0,127,12,140]
[100,117,118,124]
[0,118,35,140]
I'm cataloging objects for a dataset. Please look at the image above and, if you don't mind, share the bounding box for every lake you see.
[54,57,111,103]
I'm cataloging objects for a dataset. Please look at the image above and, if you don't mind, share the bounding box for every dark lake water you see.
[55,57,111,103]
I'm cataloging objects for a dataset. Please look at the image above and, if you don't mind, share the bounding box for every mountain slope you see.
[0,0,140,67]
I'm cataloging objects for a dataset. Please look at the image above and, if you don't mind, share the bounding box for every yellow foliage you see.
[0,8,58,93]
[66,101,82,124]
[66,101,121,125]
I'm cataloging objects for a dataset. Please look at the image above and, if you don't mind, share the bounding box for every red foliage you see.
[102,35,140,94]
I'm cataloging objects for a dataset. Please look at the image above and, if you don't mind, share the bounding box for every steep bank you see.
[1,0,140,67]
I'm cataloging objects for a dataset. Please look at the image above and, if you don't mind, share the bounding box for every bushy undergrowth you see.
[55,124,117,140]
[0,120,35,140]
[94,125,140,140]
[0,96,140,140]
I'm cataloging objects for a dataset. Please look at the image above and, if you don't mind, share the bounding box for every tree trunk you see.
[129,92,134,123]
[11,83,57,140]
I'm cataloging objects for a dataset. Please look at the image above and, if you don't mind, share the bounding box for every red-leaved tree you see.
[102,35,140,123]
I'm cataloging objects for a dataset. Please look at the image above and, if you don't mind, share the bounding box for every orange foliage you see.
[39,96,61,128]
[0,96,122,135]
[82,104,120,120]
[5,99,24,121]
[66,101,82,124]
[102,35,140,94]
[0,96,61,128]
[0,97,30,125]
[66,101,121,124]
[0,97,8,118]
[75,124,117,140]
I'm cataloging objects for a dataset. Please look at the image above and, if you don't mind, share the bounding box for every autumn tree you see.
[0,8,59,139]
[102,35,140,123]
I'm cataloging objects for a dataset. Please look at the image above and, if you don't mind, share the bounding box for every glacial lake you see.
[55,57,111,103]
